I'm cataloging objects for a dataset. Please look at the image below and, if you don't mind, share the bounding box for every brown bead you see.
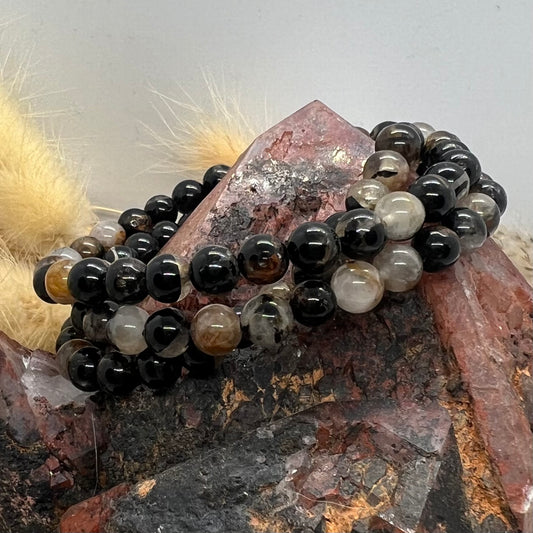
[190,304,242,356]
[45,259,77,304]
[70,236,105,258]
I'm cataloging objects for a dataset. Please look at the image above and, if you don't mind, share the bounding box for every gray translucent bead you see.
[362,150,410,191]
[107,305,149,355]
[373,243,423,292]
[90,220,127,249]
[56,339,93,379]
[374,192,426,241]
[346,179,390,211]
[457,193,501,236]
[259,281,293,300]
[48,247,83,262]
[412,122,435,140]
[240,294,294,350]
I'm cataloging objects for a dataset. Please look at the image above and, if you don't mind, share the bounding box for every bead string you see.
[33,122,507,395]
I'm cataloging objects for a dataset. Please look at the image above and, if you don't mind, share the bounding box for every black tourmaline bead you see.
[470,173,507,214]
[70,236,105,259]
[146,254,183,303]
[61,317,73,331]
[124,233,160,263]
[105,257,147,304]
[70,301,88,333]
[172,180,204,214]
[437,149,482,186]
[177,214,189,228]
[426,139,469,163]
[152,221,178,248]
[424,162,470,200]
[290,280,337,327]
[238,234,289,284]
[118,208,153,236]
[190,245,239,294]
[442,208,487,252]
[408,175,456,222]
[143,308,189,357]
[33,260,56,304]
[144,195,178,224]
[369,121,395,140]
[412,226,461,272]
[374,123,423,165]
[96,351,139,395]
[55,326,80,351]
[104,245,138,263]
[182,343,216,379]
[82,300,119,343]
[68,346,101,392]
[203,164,230,193]
[292,260,339,285]
[334,209,386,259]
[424,131,460,154]
[324,212,345,230]
[67,257,109,304]
[137,349,183,390]
[287,222,340,274]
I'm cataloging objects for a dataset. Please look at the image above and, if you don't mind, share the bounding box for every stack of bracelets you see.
[32,121,508,396]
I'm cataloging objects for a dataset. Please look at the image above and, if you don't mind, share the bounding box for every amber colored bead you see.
[33,261,56,304]
[238,234,289,284]
[45,259,77,304]
[70,236,105,259]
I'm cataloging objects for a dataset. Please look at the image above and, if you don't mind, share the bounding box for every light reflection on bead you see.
[374,192,425,241]
[362,150,410,191]
[45,259,77,304]
[107,305,149,355]
[259,281,293,300]
[373,243,423,292]
[412,122,435,140]
[457,193,500,236]
[90,220,127,249]
[345,179,390,211]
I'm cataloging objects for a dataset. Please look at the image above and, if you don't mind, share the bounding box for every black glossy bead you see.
[137,349,183,390]
[345,194,363,211]
[334,209,386,259]
[442,208,487,252]
[68,346,101,392]
[292,260,339,285]
[118,208,153,236]
[408,175,456,222]
[399,122,425,147]
[67,257,109,304]
[105,257,147,304]
[56,326,80,351]
[61,317,73,331]
[427,139,469,161]
[152,221,178,248]
[124,233,160,263]
[70,236,105,259]
[290,280,337,327]
[33,261,56,304]
[437,149,481,186]
[375,123,423,165]
[424,162,470,200]
[189,245,239,294]
[412,226,461,272]
[146,254,183,303]
[82,300,119,343]
[287,222,340,274]
[144,195,178,224]
[104,245,138,263]
[470,173,507,214]
[177,214,189,228]
[96,351,139,395]
[182,343,216,379]
[203,164,230,193]
[70,301,88,333]
[172,180,204,214]
[238,234,289,284]
[143,308,189,357]
[424,131,460,154]
[369,121,395,140]
[324,212,345,230]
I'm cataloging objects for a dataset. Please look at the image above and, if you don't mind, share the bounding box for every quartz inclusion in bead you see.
[238,234,289,284]
[107,305,149,355]
[45,259,77,304]
[57,339,93,379]
[146,254,191,303]
[374,192,425,241]
[90,220,127,249]
[442,207,487,252]
[362,150,411,191]
[457,193,500,236]
[345,179,389,211]
[83,301,118,343]
[143,308,189,358]
[97,351,139,395]
[373,243,423,292]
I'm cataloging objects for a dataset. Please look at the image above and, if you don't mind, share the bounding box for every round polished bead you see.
[345,179,390,211]
[203,164,229,193]
[143,308,190,358]
[292,259,340,285]
[89,220,126,250]
[290,280,336,326]
[56,339,93,379]
[424,131,460,154]
[45,259,77,304]
[70,301,88,333]
[373,243,423,292]
[61,317,73,331]
[412,122,435,140]
[470,173,507,214]
[48,247,83,262]
[68,346,101,392]
[177,213,189,228]
[362,150,411,192]
[189,245,239,294]
[172,180,204,214]
[33,261,56,303]
[144,195,178,224]
[335,209,386,259]
[83,300,118,342]
[287,222,340,274]
[55,326,80,351]
[369,121,395,140]
[137,349,183,390]
[442,208,487,252]
[191,304,241,356]
[67,257,109,304]
[412,226,461,272]
[70,236,105,259]
[457,192,500,236]
[240,295,293,350]
[146,254,190,303]
[424,162,470,200]
[182,343,216,378]
[238,234,289,284]
[438,149,481,186]
[426,139,469,164]
[106,305,149,355]
[124,233,160,263]
[104,245,138,263]
[374,123,423,165]
[408,175,456,222]
[374,192,426,241]
[331,261,384,314]
[259,280,293,300]
[105,257,147,304]
[152,221,178,248]
[324,212,345,230]
[97,351,139,395]
[118,208,153,236]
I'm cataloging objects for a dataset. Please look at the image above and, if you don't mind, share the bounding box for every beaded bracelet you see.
[33,121,507,396]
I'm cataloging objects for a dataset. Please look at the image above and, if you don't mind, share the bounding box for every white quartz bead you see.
[373,243,423,292]
[363,150,411,191]
[374,192,425,241]
[331,261,384,314]
[106,305,149,355]
[90,220,126,249]
[346,179,390,211]
[48,247,83,262]
[412,122,435,140]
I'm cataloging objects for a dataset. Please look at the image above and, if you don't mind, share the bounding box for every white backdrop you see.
[3,0,532,228]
